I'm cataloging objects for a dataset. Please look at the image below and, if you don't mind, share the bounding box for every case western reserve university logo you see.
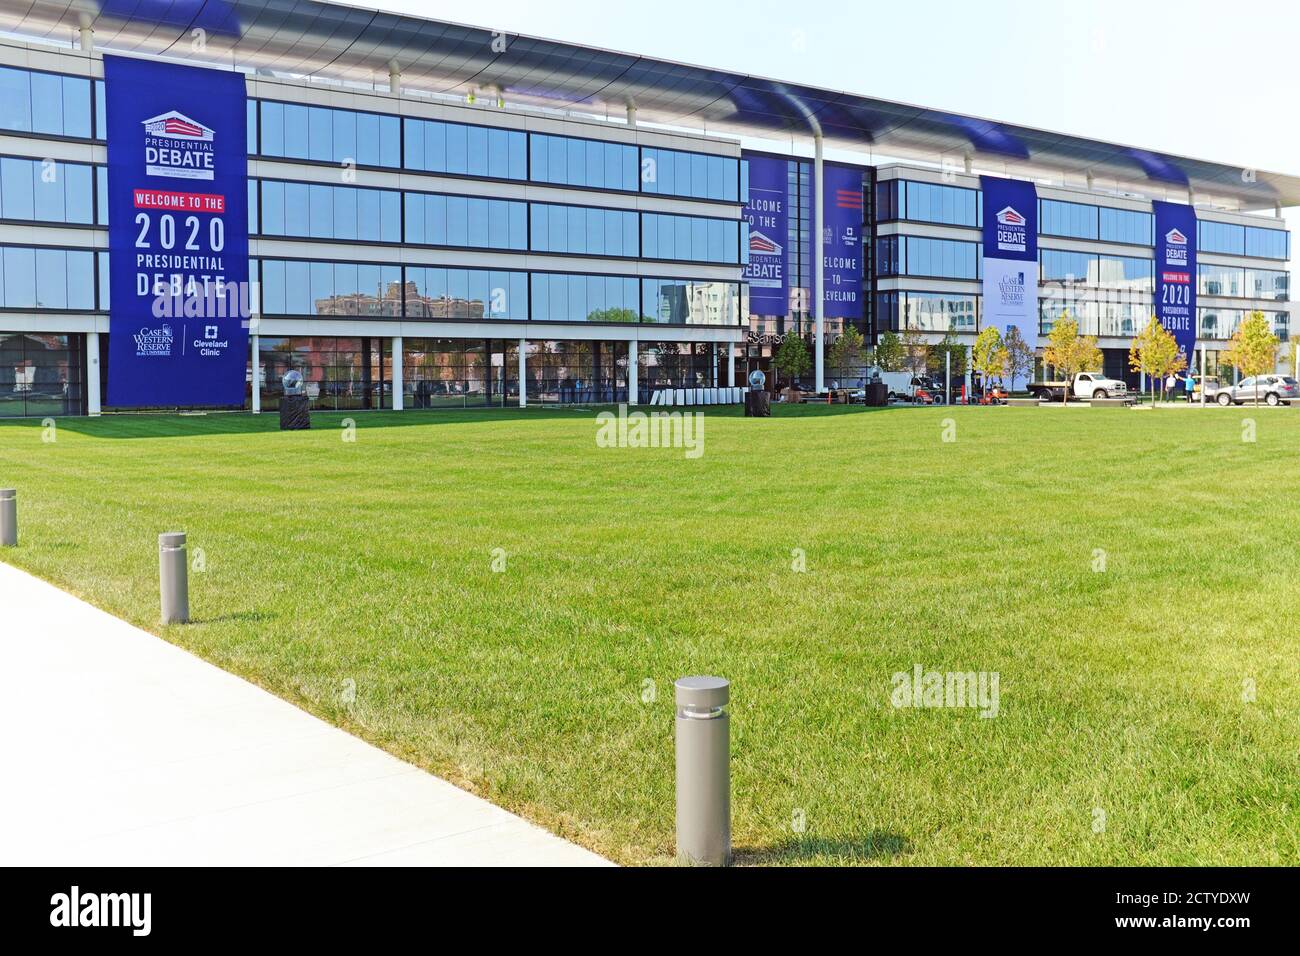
[141,110,216,180]
[995,205,1028,253]
[134,323,174,357]
[998,270,1026,308]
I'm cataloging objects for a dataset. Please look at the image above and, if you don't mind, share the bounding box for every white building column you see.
[727,341,736,387]
[813,131,825,394]
[85,331,101,416]
[392,335,404,410]
[518,338,527,408]
[628,339,638,405]
[250,333,260,414]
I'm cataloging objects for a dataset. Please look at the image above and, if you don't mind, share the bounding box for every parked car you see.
[1191,375,1228,402]
[1217,375,1300,406]
[1028,371,1128,402]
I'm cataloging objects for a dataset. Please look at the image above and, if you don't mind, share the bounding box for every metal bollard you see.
[0,489,15,547]
[675,676,731,866]
[158,532,189,624]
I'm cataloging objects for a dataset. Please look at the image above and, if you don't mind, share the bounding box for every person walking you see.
[1165,372,1177,402]
[1184,371,1196,403]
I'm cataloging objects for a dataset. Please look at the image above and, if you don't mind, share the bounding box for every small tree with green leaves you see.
[1041,311,1103,404]
[874,331,905,372]
[928,326,967,381]
[1003,325,1033,394]
[971,326,1008,394]
[1129,315,1186,403]
[827,324,865,383]
[1222,310,1281,406]
[774,333,812,388]
[902,327,929,376]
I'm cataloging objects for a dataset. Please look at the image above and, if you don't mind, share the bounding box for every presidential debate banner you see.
[1153,200,1197,363]
[980,175,1039,346]
[741,154,789,315]
[820,163,864,320]
[104,56,250,407]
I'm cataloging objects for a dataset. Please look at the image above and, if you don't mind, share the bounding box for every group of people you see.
[1162,371,1197,402]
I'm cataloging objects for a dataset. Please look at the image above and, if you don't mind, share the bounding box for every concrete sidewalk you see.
[0,561,609,866]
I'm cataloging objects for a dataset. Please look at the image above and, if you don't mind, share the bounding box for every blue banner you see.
[820,164,863,320]
[1153,200,1197,364]
[741,154,788,315]
[105,56,249,407]
[980,176,1039,347]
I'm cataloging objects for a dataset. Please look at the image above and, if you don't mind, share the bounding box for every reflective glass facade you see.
[0,157,97,224]
[531,203,638,257]
[0,331,83,417]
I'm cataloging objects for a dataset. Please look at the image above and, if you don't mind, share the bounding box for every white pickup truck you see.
[1030,371,1128,402]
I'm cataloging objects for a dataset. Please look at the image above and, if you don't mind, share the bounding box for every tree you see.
[774,334,812,387]
[971,326,1008,393]
[1222,310,1281,406]
[1041,311,1103,404]
[874,331,905,372]
[827,325,864,383]
[901,327,929,376]
[1003,326,1033,394]
[929,326,967,380]
[1128,315,1186,404]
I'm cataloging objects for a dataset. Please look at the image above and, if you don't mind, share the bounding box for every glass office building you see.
[0,1,1294,415]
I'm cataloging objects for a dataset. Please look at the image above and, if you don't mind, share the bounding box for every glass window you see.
[404,118,525,179]
[531,134,638,191]
[901,291,978,332]
[641,278,742,325]
[1099,207,1153,245]
[1040,249,1097,285]
[406,266,526,319]
[258,258,401,316]
[1039,199,1098,240]
[642,212,742,264]
[530,203,637,257]
[0,246,93,309]
[641,146,740,201]
[895,237,980,279]
[0,68,91,138]
[1198,263,1243,297]
[1198,220,1245,256]
[1245,226,1289,259]
[1096,255,1153,291]
[900,181,979,227]
[1244,267,1288,300]
[532,272,640,322]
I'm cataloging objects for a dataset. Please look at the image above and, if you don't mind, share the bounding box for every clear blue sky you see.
[375,0,1295,262]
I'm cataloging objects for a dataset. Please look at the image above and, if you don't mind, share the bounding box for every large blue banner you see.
[105,56,249,407]
[980,176,1039,347]
[820,164,863,320]
[1153,200,1197,364]
[741,153,788,316]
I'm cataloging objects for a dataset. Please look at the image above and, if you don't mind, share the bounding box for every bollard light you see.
[0,489,15,547]
[158,531,189,624]
[675,675,731,866]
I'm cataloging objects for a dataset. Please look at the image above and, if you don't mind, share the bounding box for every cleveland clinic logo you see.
[1164,227,1189,266]
[995,205,1027,253]
[134,324,174,357]
[141,110,216,180]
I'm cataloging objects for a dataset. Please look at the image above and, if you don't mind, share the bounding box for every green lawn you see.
[1,403,1297,865]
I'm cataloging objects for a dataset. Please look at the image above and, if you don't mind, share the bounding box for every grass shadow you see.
[734,831,913,866]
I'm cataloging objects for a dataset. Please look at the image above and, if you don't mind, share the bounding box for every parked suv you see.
[1217,375,1300,406]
